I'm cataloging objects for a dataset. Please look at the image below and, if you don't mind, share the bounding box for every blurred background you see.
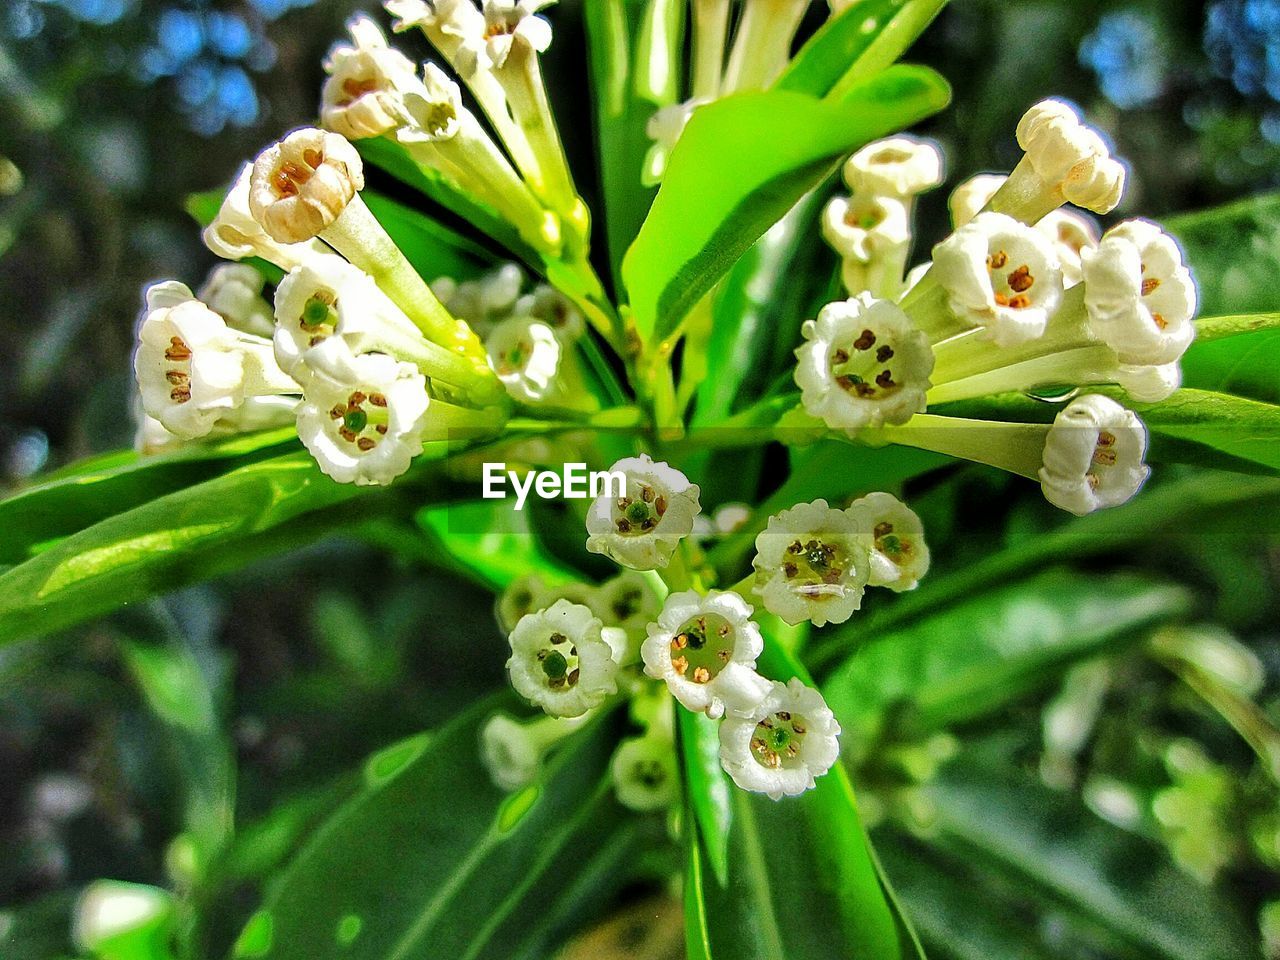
[1,1,1279,958]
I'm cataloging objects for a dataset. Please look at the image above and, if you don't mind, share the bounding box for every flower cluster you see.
[803,99,1199,516]
[489,457,928,804]
[131,0,609,485]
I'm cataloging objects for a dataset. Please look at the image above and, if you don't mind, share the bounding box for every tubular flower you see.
[642,98,705,186]
[1036,208,1100,288]
[1081,219,1197,366]
[1009,99,1126,216]
[464,0,555,72]
[436,263,524,339]
[385,0,486,54]
[515,283,585,342]
[294,338,429,486]
[795,293,934,433]
[718,678,841,800]
[821,194,911,264]
[932,212,1065,346]
[249,128,365,244]
[948,173,1007,228]
[272,259,431,379]
[320,15,422,140]
[610,732,679,812]
[846,492,930,592]
[196,263,276,338]
[134,281,299,441]
[506,599,621,718]
[598,571,662,649]
[1039,394,1150,516]
[641,590,769,719]
[485,315,563,405]
[585,455,702,571]
[479,711,585,790]
[203,163,331,271]
[752,499,871,627]
[842,136,944,199]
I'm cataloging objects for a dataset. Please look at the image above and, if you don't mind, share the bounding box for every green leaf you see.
[0,450,410,646]
[917,744,1256,960]
[235,700,639,960]
[413,498,582,592]
[0,429,297,565]
[809,472,1280,669]
[778,0,942,97]
[584,0,684,290]
[677,708,733,885]
[362,191,498,283]
[682,638,912,960]
[821,570,1191,753]
[1183,313,1280,406]
[622,66,951,341]
[1165,191,1280,317]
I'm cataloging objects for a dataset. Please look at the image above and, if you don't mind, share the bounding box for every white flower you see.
[294,338,429,485]
[396,62,465,143]
[585,455,701,570]
[949,173,1007,228]
[610,733,679,811]
[1036,208,1099,287]
[440,262,524,336]
[846,492,930,592]
[134,407,182,455]
[1039,394,1150,515]
[202,163,331,270]
[249,128,365,244]
[479,711,585,790]
[506,599,620,717]
[321,15,423,140]
[718,678,841,800]
[73,881,172,955]
[641,590,769,719]
[642,98,705,186]
[463,0,554,73]
[932,212,1065,346]
[752,500,871,627]
[1015,99,1126,214]
[598,571,662,647]
[272,258,424,378]
[1113,361,1181,403]
[515,283,584,342]
[385,0,485,43]
[485,315,563,404]
[196,263,275,338]
[821,194,911,263]
[1081,219,1197,366]
[495,573,549,633]
[842,136,943,198]
[134,281,298,441]
[795,293,934,433]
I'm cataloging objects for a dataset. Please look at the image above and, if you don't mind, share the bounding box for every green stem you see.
[876,413,1049,480]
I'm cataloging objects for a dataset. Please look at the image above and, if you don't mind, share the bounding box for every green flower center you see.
[614,483,667,536]
[538,632,579,690]
[830,328,899,399]
[669,613,734,685]
[782,538,853,601]
[751,711,809,769]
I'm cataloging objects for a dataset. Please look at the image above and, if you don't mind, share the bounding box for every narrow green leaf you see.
[0,429,298,565]
[822,570,1191,753]
[919,744,1256,960]
[1165,191,1280,317]
[0,450,420,646]
[623,66,951,341]
[1184,320,1280,406]
[584,0,684,289]
[683,638,909,960]
[677,708,732,885]
[777,0,927,96]
[238,700,632,960]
